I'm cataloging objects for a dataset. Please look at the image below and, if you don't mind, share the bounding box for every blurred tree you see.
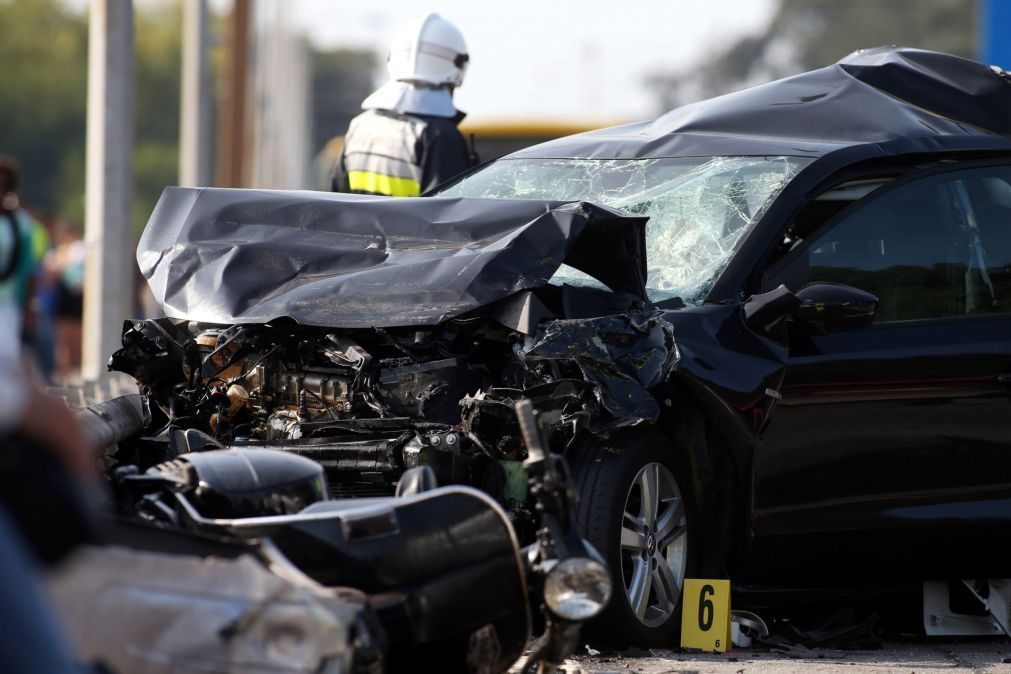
[310,46,377,190]
[0,0,88,215]
[2,0,376,226]
[131,0,182,232]
[647,0,979,112]
[311,48,376,154]
[0,0,183,234]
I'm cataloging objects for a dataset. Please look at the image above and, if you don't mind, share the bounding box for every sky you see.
[288,0,776,124]
[80,0,777,124]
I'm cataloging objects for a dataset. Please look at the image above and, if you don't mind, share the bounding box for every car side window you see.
[771,165,1011,322]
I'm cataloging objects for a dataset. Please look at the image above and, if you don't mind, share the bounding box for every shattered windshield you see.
[438,156,810,304]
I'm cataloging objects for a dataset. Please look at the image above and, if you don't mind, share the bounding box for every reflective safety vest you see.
[332,109,473,197]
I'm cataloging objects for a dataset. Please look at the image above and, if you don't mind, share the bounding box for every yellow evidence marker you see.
[680,579,732,652]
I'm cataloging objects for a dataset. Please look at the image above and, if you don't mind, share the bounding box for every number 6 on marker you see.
[681,579,731,652]
[698,584,714,630]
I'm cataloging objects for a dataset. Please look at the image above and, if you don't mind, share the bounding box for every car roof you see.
[508,47,1011,161]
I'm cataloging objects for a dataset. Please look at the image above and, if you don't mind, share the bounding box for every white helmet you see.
[386,14,469,88]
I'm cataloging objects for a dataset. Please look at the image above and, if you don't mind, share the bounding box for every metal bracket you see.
[960,579,1011,637]
[922,580,1010,637]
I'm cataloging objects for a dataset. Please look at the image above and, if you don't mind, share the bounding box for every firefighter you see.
[331,13,476,197]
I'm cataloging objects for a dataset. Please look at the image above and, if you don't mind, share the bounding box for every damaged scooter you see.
[48,395,610,674]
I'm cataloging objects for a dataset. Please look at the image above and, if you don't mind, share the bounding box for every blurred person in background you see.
[26,211,58,380]
[0,368,92,674]
[1,158,94,674]
[0,157,57,380]
[0,156,40,342]
[46,219,85,380]
[331,13,476,197]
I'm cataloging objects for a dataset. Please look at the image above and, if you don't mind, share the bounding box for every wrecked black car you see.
[113,47,1011,646]
[114,195,672,513]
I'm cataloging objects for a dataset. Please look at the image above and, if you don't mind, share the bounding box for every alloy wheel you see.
[619,461,688,628]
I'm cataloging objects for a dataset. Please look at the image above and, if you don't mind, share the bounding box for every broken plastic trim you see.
[520,309,679,427]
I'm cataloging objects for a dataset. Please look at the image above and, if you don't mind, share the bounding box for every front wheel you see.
[569,434,693,647]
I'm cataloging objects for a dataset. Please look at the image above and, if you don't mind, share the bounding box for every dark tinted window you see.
[773,165,1011,322]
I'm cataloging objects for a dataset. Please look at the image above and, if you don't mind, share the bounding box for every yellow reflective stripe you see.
[347,170,421,197]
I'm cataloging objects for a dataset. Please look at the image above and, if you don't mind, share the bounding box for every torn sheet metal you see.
[491,290,554,336]
[521,310,679,426]
[138,189,646,328]
[461,380,598,458]
[506,47,1011,160]
[47,544,361,674]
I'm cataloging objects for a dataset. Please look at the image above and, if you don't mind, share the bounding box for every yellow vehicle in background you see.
[313,119,616,191]
[457,119,615,163]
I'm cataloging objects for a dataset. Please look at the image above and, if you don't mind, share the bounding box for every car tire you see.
[569,432,695,647]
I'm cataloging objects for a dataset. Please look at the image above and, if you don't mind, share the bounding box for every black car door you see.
[751,162,1011,582]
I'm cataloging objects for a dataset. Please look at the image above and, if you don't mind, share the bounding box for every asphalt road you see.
[518,640,1011,673]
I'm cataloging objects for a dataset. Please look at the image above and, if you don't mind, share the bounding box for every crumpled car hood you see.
[138,188,648,328]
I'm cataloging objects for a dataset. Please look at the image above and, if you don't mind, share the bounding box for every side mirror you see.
[793,282,877,332]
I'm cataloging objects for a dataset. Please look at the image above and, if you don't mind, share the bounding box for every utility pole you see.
[217,0,251,187]
[179,0,212,186]
[82,0,134,381]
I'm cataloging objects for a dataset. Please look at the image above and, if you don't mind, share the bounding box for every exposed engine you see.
[175,319,495,439]
[110,288,678,527]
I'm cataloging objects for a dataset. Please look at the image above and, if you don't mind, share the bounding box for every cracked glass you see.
[438,156,811,304]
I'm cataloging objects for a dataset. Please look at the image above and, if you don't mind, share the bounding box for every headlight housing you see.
[543,557,612,621]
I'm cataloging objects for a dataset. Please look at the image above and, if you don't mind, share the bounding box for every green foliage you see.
[0,0,181,234]
[133,140,178,230]
[133,1,181,232]
[774,0,976,70]
[1,0,378,231]
[648,0,979,112]
[0,0,88,216]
